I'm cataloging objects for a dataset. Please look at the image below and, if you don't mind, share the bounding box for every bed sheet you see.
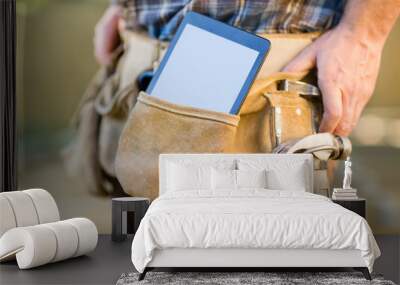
[131,190,380,273]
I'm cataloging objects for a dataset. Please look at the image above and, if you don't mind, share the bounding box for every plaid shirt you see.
[113,0,346,41]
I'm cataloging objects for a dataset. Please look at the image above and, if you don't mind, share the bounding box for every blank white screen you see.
[150,24,259,113]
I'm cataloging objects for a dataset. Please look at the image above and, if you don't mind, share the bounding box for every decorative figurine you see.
[342,157,352,190]
[332,156,357,200]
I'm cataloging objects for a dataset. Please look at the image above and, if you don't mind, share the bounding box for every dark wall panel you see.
[0,0,17,192]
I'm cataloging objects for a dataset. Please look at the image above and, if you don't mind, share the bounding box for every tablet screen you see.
[149,23,260,114]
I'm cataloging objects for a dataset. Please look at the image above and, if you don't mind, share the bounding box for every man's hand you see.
[94,5,122,66]
[283,25,382,136]
[283,0,400,136]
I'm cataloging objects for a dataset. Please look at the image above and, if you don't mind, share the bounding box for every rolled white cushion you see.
[0,189,60,239]
[0,196,17,237]
[64,218,98,257]
[42,221,79,262]
[0,226,57,269]
[0,218,98,269]
[0,192,39,227]
[23,189,60,223]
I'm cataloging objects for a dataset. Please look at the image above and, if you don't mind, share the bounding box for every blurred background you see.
[16,0,400,234]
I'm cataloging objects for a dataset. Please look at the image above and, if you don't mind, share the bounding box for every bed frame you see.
[140,248,371,280]
[138,154,372,281]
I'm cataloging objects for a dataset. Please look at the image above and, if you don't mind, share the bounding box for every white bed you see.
[131,154,380,280]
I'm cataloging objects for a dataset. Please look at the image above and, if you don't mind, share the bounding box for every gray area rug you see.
[116,272,396,285]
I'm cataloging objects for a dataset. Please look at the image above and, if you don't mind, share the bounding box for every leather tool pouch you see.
[234,72,321,153]
[116,72,321,200]
[116,93,239,199]
[64,45,150,195]
[63,65,118,196]
[265,91,316,147]
[66,30,328,198]
[64,33,162,195]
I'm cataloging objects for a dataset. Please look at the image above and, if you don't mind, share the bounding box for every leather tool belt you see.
[65,29,350,199]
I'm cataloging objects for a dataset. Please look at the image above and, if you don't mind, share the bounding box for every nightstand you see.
[112,197,150,242]
[332,198,366,218]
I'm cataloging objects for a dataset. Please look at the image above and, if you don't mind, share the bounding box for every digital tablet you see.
[146,12,271,115]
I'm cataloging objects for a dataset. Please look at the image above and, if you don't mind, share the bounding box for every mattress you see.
[131,190,380,273]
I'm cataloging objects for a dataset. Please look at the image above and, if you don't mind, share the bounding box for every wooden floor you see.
[0,235,398,285]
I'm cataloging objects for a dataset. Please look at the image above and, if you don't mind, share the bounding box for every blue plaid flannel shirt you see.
[113,0,346,41]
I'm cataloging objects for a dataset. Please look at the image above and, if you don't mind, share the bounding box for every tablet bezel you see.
[146,12,271,115]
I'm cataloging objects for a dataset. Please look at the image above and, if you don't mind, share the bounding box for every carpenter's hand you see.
[283,25,383,136]
[94,6,122,66]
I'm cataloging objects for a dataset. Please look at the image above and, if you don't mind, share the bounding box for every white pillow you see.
[266,167,307,191]
[236,169,267,189]
[167,163,211,191]
[211,168,236,190]
[211,169,268,190]
[237,158,309,191]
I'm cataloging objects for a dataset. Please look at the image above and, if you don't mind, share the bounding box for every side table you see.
[112,197,150,242]
[332,198,366,218]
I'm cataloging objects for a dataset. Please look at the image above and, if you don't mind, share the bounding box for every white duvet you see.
[131,190,380,273]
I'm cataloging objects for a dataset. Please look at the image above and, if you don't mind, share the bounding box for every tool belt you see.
[64,30,350,199]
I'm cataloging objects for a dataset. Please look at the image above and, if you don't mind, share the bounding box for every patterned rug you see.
[116,271,395,285]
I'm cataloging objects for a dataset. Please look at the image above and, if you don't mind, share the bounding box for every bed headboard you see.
[159,153,314,195]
